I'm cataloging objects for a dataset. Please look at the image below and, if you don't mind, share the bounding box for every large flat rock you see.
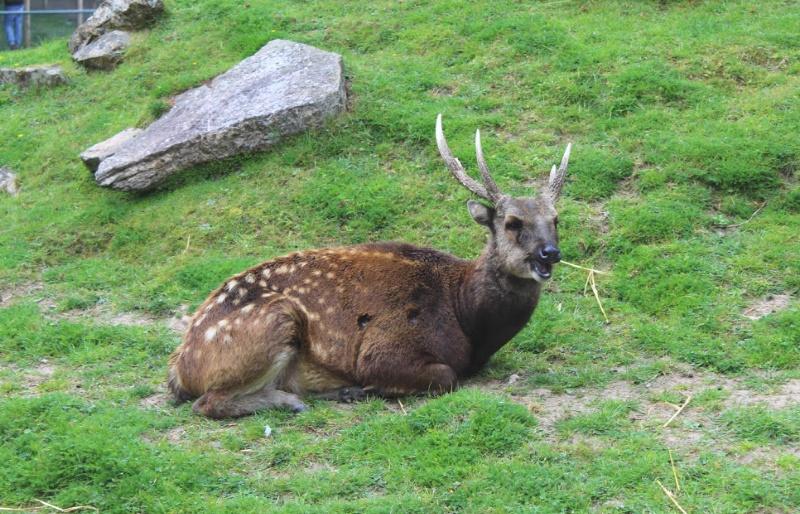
[92,39,346,191]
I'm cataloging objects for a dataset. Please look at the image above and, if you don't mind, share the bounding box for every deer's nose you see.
[538,245,561,263]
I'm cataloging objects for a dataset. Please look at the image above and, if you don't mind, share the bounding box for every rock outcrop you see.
[89,40,347,191]
[80,128,143,173]
[69,0,163,54]
[0,66,67,88]
[72,30,131,70]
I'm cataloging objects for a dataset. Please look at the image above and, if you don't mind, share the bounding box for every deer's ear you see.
[467,200,494,227]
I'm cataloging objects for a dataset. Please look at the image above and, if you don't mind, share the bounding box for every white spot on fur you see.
[205,327,217,341]
[308,312,320,322]
[262,268,272,278]
[238,287,247,297]
[259,280,267,287]
[223,334,233,344]
[298,287,308,295]
[245,273,255,284]
[226,280,238,291]
[193,314,207,327]
[275,265,289,275]
[242,304,255,314]
[289,265,297,273]
[233,298,241,306]
[317,297,326,305]
[298,261,307,268]
[326,272,335,279]
[217,294,227,304]
[312,270,322,277]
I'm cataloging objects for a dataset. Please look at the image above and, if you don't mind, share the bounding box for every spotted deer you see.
[168,114,571,418]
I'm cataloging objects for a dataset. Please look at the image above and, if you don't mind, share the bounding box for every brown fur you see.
[168,118,570,417]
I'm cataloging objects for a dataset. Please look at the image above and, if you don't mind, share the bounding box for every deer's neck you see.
[456,242,542,374]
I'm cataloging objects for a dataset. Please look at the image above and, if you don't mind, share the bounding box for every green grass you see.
[1,0,800,511]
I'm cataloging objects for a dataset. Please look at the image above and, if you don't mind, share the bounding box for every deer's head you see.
[436,114,571,283]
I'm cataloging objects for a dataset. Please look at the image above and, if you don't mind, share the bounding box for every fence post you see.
[78,0,84,24]
[24,0,31,48]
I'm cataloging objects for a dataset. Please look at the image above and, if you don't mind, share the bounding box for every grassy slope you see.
[1,0,799,511]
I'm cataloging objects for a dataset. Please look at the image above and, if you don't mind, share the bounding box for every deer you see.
[167,114,571,418]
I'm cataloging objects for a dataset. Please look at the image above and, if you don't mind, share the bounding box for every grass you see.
[1,0,799,511]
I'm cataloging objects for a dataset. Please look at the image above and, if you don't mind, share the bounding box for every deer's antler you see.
[547,143,572,201]
[436,114,502,203]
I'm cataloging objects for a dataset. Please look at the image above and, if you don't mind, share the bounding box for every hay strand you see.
[656,480,689,514]
[663,395,692,428]
[560,260,610,323]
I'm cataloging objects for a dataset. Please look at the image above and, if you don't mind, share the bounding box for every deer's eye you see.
[505,218,523,231]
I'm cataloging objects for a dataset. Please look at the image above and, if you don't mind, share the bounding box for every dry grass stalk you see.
[656,479,689,514]
[663,395,692,427]
[397,399,407,415]
[559,260,610,323]
[0,499,98,513]
[713,201,766,229]
[669,449,681,492]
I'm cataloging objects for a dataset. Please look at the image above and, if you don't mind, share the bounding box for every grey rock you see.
[0,167,19,196]
[80,127,143,172]
[69,0,163,54]
[93,39,346,191]
[0,65,67,88]
[73,30,131,70]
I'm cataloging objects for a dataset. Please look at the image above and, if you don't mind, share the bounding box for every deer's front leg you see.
[356,346,459,397]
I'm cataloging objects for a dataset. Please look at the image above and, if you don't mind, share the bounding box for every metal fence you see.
[2,2,95,50]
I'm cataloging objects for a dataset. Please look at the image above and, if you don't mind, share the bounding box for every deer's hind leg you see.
[171,297,307,419]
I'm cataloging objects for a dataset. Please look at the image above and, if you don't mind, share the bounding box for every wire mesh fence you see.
[2,1,97,51]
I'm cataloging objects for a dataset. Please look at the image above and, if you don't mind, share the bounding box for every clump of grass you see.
[556,400,637,437]
[721,405,800,444]
[565,147,634,201]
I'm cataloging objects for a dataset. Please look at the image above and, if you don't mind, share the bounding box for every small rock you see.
[0,65,67,88]
[70,0,163,54]
[73,30,131,70]
[264,425,272,438]
[92,39,346,191]
[80,127,142,172]
[507,373,521,386]
[0,166,19,196]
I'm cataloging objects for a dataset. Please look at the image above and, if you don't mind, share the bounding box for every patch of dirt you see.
[55,303,191,334]
[471,366,799,458]
[0,281,43,306]
[166,305,192,334]
[742,294,791,320]
[725,379,800,410]
[22,360,55,391]
[140,392,171,409]
[166,427,186,443]
[58,305,158,326]
[734,446,800,467]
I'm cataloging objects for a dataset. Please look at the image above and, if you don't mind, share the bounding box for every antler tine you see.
[547,143,572,201]
[436,114,492,202]
[475,129,501,202]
